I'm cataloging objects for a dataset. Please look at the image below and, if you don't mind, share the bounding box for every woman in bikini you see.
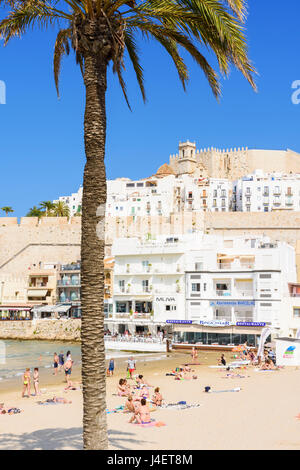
[33,368,40,396]
[22,368,31,398]
[118,379,130,397]
[135,398,151,424]
[152,387,163,406]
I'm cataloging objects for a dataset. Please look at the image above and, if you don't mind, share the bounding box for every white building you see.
[233,170,300,212]
[111,234,298,346]
[54,174,231,218]
[54,186,83,216]
[183,236,297,346]
[110,235,187,336]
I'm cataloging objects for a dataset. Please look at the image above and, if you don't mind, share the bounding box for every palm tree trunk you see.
[81,53,108,450]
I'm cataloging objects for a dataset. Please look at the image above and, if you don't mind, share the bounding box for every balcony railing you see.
[217,263,254,271]
[57,280,81,286]
[216,290,231,297]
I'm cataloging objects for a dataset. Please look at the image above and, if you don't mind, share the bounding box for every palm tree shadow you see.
[0,427,153,450]
[108,429,153,450]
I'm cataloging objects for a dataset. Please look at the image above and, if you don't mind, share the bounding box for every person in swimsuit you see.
[64,358,73,388]
[108,358,115,377]
[135,398,151,424]
[218,354,226,367]
[22,368,31,398]
[58,351,65,372]
[33,368,40,396]
[152,387,163,406]
[127,357,136,379]
[53,353,59,376]
[191,347,198,363]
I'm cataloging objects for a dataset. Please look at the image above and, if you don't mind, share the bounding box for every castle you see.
[168,141,300,180]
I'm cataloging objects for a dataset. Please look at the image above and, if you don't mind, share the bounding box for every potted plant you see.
[127,283,131,293]
[147,263,152,272]
[176,280,181,293]
[150,310,154,320]
[129,308,133,319]
[126,264,130,273]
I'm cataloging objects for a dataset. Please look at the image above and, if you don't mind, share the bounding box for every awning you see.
[0,306,32,311]
[33,304,71,314]
[28,289,47,297]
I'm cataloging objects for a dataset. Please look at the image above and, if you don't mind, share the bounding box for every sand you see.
[0,350,300,450]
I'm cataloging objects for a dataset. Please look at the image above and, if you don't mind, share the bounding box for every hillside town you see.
[1,141,300,349]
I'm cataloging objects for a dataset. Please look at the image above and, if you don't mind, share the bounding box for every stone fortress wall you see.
[169,142,300,180]
[0,213,300,279]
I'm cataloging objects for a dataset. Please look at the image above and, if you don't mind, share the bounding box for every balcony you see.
[286,199,294,206]
[57,280,81,287]
[216,290,231,297]
[217,262,254,271]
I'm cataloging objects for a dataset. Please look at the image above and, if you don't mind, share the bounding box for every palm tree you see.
[1,206,14,216]
[0,0,256,449]
[40,200,55,216]
[52,201,70,217]
[26,206,45,218]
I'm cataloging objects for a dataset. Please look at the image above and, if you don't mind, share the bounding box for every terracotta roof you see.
[155,163,175,177]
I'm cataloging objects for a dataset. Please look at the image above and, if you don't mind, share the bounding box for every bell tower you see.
[177,141,197,175]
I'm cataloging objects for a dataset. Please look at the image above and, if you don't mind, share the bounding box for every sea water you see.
[0,339,132,384]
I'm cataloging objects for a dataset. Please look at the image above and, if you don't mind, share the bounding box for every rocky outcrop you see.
[0,319,81,342]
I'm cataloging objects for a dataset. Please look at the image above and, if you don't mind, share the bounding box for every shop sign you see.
[199,320,235,327]
[166,320,192,324]
[210,301,255,307]
[236,322,266,327]
[156,297,176,302]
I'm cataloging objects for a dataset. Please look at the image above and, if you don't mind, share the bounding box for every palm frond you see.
[54,27,72,97]
[0,0,71,44]
[124,29,146,102]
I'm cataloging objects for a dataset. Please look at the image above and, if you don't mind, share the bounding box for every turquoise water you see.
[0,340,82,382]
[0,340,142,385]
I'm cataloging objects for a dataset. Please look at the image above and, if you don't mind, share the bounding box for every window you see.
[126,183,135,188]
[137,183,144,187]
[213,190,217,197]
[213,199,217,207]
[192,283,201,292]
[222,190,226,197]
[222,199,226,207]
[204,283,207,291]
[260,274,272,279]
[294,308,300,318]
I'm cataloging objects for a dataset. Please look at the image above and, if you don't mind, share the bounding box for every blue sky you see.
[0,0,300,217]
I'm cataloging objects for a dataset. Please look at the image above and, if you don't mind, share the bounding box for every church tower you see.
[177,141,197,175]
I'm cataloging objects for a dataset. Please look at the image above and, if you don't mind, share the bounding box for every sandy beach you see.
[0,350,300,450]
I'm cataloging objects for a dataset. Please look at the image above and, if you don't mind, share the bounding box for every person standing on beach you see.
[64,357,73,389]
[127,357,136,379]
[108,358,115,377]
[58,351,65,372]
[33,368,40,396]
[22,368,31,398]
[53,353,59,376]
[191,347,198,363]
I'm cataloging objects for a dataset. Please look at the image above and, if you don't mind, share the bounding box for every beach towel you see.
[161,403,202,411]
[106,406,124,414]
[133,419,166,428]
[206,387,241,394]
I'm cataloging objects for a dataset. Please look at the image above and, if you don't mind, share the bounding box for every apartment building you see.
[110,236,187,335]
[233,170,300,212]
[111,234,298,345]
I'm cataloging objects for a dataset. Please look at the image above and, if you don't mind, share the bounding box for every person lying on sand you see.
[218,354,226,367]
[260,359,278,371]
[152,387,163,406]
[135,374,152,388]
[38,396,72,405]
[133,385,150,401]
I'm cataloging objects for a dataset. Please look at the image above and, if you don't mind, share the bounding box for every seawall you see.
[0,319,81,342]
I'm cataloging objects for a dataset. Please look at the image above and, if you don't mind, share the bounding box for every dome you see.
[155,163,175,177]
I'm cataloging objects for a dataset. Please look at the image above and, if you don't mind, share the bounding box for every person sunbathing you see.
[118,379,130,397]
[135,375,152,388]
[132,398,151,424]
[38,396,72,405]
[152,387,163,406]
[124,395,136,413]
[260,359,277,371]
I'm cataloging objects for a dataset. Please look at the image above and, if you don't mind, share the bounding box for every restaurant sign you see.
[210,301,255,307]
[236,322,266,327]
[166,320,193,324]
[199,320,235,327]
